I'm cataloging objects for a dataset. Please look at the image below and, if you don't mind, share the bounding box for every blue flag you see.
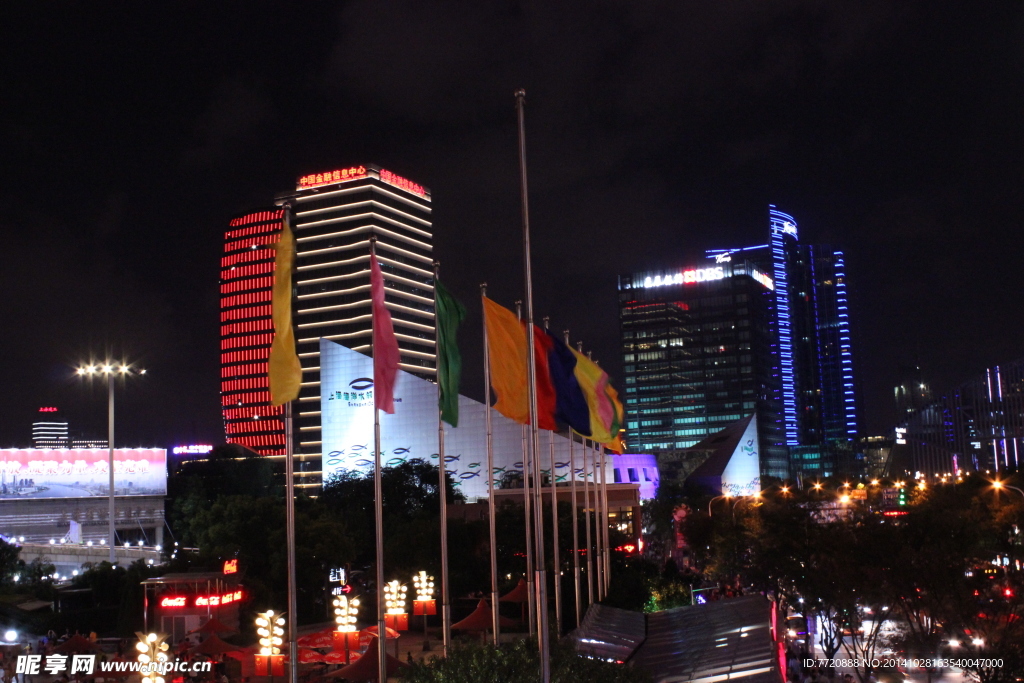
[543,328,592,436]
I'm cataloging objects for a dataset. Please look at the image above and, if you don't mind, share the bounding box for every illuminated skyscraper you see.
[622,206,859,480]
[219,208,286,456]
[283,165,435,487]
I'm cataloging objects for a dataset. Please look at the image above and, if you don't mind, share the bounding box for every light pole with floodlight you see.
[76,361,145,563]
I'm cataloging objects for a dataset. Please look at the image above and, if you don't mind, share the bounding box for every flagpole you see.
[543,319,561,637]
[592,439,603,601]
[515,301,536,637]
[481,284,500,645]
[370,237,388,683]
[515,87,550,682]
[582,438,594,607]
[600,444,611,595]
[565,331,582,628]
[281,202,299,683]
[434,262,452,656]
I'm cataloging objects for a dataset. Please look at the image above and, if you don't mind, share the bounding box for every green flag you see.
[435,278,466,426]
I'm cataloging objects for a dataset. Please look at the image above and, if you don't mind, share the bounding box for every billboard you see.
[720,416,761,496]
[0,449,167,499]
[320,339,609,501]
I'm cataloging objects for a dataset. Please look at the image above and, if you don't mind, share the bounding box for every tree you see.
[400,638,653,683]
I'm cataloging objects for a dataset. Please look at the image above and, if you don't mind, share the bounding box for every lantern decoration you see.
[134,632,170,683]
[412,571,437,616]
[256,610,286,655]
[383,580,409,631]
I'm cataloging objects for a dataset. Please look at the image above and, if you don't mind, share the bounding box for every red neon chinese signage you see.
[379,168,427,197]
[296,166,367,190]
[159,590,243,609]
[38,407,58,413]
[223,559,238,575]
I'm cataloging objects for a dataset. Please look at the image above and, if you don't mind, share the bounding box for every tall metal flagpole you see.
[285,401,298,683]
[582,441,594,607]
[565,331,582,627]
[516,301,536,637]
[481,284,500,644]
[592,439,604,600]
[370,237,388,683]
[435,262,452,655]
[282,202,299,683]
[544,316,562,636]
[600,445,611,595]
[515,88,550,682]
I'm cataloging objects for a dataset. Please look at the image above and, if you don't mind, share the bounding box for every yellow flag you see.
[569,348,616,445]
[268,209,302,406]
[482,296,529,424]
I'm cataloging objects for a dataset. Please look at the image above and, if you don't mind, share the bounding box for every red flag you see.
[530,324,558,431]
[370,252,401,414]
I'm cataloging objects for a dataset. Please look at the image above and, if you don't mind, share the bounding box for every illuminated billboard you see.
[0,449,167,499]
[320,339,608,500]
[720,416,761,496]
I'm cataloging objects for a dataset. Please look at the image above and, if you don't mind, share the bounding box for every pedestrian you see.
[406,651,414,664]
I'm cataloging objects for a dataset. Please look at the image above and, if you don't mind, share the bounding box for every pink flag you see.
[370,252,401,413]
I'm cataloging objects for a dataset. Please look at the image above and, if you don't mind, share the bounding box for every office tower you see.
[219,208,287,456]
[621,206,859,480]
[895,358,1024,476]
[285,164,435,487]
[32,407,69,448]
[618,259,788,477]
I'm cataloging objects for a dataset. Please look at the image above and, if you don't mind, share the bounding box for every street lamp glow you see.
[870,479,879,486]
[383,580,408,615]
[972,638,984,647]
[839,495,851,504]
[948,639,960,648]
[4,630,16,643]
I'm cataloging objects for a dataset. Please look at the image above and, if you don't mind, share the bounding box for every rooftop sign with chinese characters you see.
[635,264,774,291]
[295,165,428,197]
[297,166,368,190]
[0,449,166,498]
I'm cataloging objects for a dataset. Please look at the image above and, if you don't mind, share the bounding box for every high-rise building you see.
[219,208,287,456]
[621,207,859,480]
[283,164,435,487]
[894,358,1024,477]
[618,258,787,477]
[32,407,68,448]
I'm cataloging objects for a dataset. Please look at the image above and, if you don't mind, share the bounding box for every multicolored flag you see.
[435,279,466,426]
[482,296,529,424]
[543,328,591,436]
[570,348,625,451]
[268,209,302,406]
[370,251,401,414]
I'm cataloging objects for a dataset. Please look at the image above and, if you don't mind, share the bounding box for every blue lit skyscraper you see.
[621,206,860,480]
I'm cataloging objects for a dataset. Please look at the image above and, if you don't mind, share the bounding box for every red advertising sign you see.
[159,590,243,609]
[223,559,238,575]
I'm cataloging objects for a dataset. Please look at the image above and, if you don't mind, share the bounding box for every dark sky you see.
[2,2,1022,448]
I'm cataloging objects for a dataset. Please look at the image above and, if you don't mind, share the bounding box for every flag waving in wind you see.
[268,208,302,406]
[370,249,401,414]
[435,278,466,426]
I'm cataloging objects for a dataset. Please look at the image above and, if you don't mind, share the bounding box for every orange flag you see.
[482,297,529,424]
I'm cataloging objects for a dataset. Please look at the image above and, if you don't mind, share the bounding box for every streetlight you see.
[76,360,145,563]
[992,480,1024,498]
[708,493,733,517]
[412,570,436,650]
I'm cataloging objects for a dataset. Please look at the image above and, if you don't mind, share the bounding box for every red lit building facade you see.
[220,209,286,456]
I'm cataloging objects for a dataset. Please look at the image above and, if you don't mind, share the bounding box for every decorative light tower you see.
[255,610,285,679]
[332,594,361,663]
[134,632,169,683]
[383,580,409,631]
[412,570,437,650]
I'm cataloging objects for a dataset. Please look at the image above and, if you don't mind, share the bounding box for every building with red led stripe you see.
[220,209,286,456]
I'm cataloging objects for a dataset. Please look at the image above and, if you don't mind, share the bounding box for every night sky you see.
[2,2,1022,448]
